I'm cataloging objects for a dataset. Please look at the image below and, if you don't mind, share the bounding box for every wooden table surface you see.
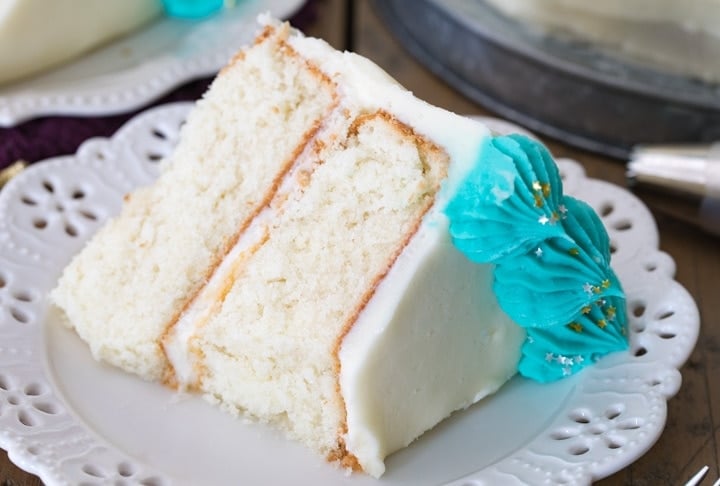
[1,1,718,484]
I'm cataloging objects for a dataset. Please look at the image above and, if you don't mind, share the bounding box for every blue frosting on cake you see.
[445,134,628,382]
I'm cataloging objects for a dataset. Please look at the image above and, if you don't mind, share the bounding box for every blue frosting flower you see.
[445,134,628,382]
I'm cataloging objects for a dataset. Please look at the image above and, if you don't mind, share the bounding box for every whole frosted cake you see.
[51,17,627,477]
[484,0,720,82]
[0,0,161,84]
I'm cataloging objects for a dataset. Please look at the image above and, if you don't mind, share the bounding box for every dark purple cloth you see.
[0,1,315,171]
[0,78,211,170]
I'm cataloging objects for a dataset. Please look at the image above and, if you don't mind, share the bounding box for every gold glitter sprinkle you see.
[532,181,542,191]
[569,322,583,333]
[541,183,551,197]
[597,319,607,329]
[550,212,560,223]
[607,306,617,319]
[569,248,580,256]
[534,194,544,208]
[581,306,592,315]
[592,285,601,294]
[601,279,611,289]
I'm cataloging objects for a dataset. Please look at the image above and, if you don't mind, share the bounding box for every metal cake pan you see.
[371,0,720,159]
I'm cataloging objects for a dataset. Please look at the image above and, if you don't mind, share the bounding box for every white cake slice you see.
[50,17,628,477]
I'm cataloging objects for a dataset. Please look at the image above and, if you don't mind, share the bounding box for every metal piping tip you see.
[627,143,720,199]
[626,143,720,236]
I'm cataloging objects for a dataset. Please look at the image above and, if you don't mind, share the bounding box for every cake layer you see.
[52,26,337,381]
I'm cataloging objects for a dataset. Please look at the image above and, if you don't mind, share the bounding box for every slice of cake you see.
[51,17,627,477]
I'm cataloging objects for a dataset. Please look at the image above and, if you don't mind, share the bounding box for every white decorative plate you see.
[0,103,699,485]
[0,0,304,127]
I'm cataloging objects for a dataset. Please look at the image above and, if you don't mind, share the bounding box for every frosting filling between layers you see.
[163,213,271,388]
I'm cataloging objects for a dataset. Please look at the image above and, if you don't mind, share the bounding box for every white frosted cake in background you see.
[51,17,627,477]
[0,0,162,84]
[483,0,720,82]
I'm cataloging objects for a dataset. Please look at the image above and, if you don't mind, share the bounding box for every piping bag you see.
[627,143,720,236]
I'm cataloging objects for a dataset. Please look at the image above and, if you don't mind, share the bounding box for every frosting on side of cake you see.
[0,0,162,84]
[339,214,524,477]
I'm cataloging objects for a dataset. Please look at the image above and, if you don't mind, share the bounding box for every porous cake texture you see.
[52,19,525,477]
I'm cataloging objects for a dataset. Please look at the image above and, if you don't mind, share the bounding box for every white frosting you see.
[483,0,720,82]
[0,0,161,84]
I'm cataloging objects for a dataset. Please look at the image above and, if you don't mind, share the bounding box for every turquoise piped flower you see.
[445,134,628,382]
[493,196,623,328]
[446,135,565,262]
[519,294,628,382]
